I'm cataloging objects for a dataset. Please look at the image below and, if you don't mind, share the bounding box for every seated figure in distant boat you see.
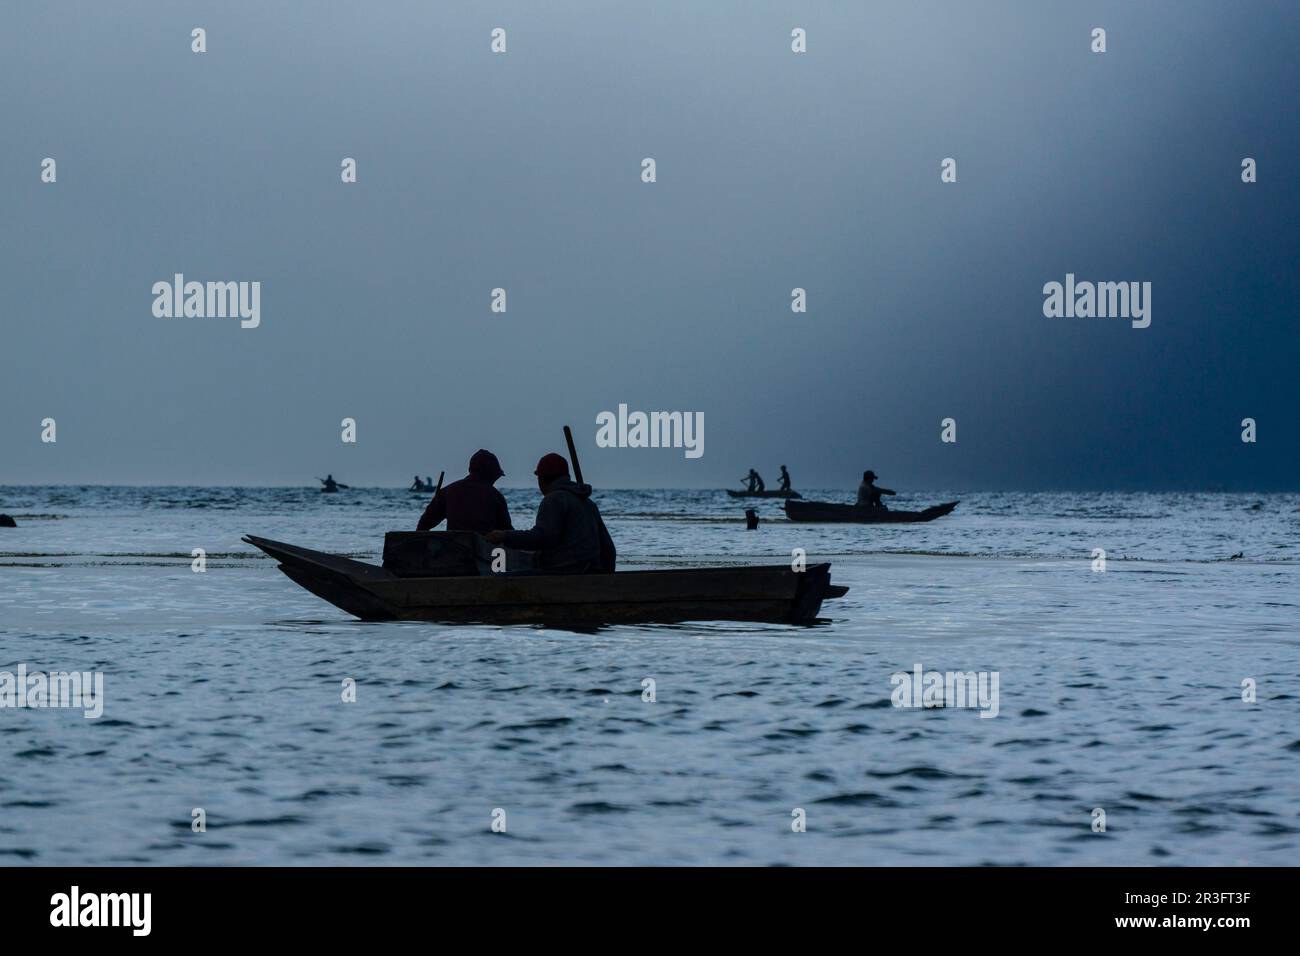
[857,470,895,510]
[485,453,615,573]
[777,466,791,492]
[744,469,765,493]
[417,449,512,534]
[425,476,434,490]
[410,475,425,491]
[321,474,339,492]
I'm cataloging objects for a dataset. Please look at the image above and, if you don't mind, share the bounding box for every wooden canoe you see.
[243,533,844,626]
[784,499,958,523]
[726,489,802,499]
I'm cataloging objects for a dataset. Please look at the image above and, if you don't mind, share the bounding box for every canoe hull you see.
[244,535,839,626]
[726,489,802,499]
[784,500,959,524]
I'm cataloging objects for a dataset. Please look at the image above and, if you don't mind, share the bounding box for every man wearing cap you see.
[856,470,896,510]
[484,453,616,573]
[417,449,513,534]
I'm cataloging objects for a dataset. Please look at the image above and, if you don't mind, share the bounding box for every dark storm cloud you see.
[1,1,1296,489]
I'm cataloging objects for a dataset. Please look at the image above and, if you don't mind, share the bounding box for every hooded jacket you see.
[417,450,512,534]
[497,479,616,573]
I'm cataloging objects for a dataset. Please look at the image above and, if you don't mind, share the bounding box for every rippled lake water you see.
[1,486,1297,865]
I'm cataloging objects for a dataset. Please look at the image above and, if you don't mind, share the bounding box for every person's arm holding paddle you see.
[415,471,446,531]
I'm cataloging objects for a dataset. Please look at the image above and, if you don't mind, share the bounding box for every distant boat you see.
[409,472,443,494]
[244,532,845,625]
[727,489,802,499]
[785,500,958,523]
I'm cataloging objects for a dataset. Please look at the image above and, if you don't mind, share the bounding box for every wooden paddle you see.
[432,471,444,496]
[563,425,584,485]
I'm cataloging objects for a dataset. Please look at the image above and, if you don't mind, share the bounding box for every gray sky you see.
[2,1,1297,489]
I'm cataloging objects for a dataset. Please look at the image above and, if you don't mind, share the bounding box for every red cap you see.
[534,453,570,480]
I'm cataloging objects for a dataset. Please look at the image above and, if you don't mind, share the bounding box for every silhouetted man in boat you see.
[409,475,424,491]
[321,475,339,492]
[744,469,765,493]
[485,453,616,573]
[857,470,895,510]
[777,466,791,492]
[417,449,513,534]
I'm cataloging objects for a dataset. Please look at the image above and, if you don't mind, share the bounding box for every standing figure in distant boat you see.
[743,469,765,493]
[418,450,512,534]
[410,475,424,491]
[777,466,791,492]
[485,453,615,573]
[857,470,895,510]
[321,474,339,493]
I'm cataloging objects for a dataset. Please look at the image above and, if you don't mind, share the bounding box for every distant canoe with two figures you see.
[785,499,958,523]
[726,489,802,499]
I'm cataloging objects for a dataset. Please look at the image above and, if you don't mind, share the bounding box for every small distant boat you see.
[727,489,802,499]
[409,472,443,494]
[244,532,844,625]
[785,500,958,523]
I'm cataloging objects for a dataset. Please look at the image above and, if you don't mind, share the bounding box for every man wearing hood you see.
[485,453,616,573]
[417,449,513,534]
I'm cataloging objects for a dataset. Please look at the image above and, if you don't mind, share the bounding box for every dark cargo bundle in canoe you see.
[784,499,958,524]
[726,489,802,499]
[381,531,537,577]
[244,532,844,626]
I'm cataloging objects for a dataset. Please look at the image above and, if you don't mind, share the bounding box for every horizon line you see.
[2,483,1297,494]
